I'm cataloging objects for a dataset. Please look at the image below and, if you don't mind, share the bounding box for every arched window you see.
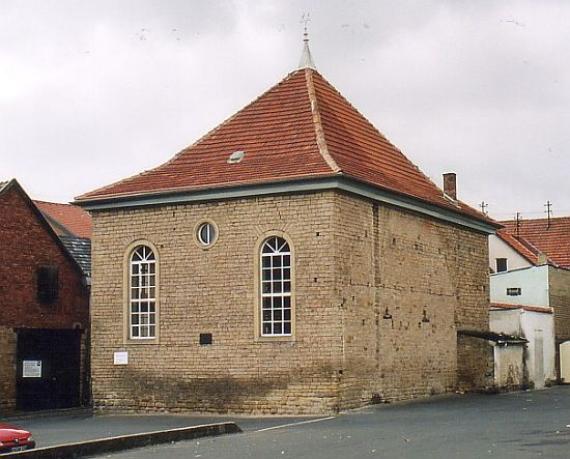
[260,236,292,336]
[129,245,156,339]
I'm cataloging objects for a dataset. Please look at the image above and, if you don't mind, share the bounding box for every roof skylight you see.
[227,150,245,164]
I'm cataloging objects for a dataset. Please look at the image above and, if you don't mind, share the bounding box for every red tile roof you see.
[34,200,92,239]
[490,302,553,314]
[495,230,543,266]
[76,68,492,226]
[501,217,570,269]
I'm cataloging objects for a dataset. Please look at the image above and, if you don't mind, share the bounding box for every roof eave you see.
[75,175,498,235]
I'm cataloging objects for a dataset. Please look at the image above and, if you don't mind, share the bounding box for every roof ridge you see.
[0,179,15,195]
[500,215,570,224]
[309,72,449,201]
[76,69,311,201]
[304,69,341,174]
[33,199,73,206]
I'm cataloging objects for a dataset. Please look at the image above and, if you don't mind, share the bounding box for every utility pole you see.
[545,200,553,229]
[515,212,522,238]
[479,201,488,216]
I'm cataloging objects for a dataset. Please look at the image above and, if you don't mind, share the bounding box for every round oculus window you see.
[197,222,217,246]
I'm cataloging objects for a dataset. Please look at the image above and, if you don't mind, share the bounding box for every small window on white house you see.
[496,258,508,272]
[260,236,292,336]
[129,245,156,339]
[506,287,522,296]
[197,222,217,247]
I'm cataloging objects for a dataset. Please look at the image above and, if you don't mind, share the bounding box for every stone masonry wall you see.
[91,190,491,414]
[331,192,490,408]
[0,327,16,414]
[90,192,343,414]
[457,334,494,392]
[548,266,570,379]
[549,267,570,342]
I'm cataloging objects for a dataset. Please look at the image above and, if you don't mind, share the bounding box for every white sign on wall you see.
[22,360,42,378]
[113,351,129,365]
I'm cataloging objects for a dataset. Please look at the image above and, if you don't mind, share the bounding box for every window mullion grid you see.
[130,256,156,339]
[270,253,275,335]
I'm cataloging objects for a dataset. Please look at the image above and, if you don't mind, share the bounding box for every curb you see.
[4,422,242,458]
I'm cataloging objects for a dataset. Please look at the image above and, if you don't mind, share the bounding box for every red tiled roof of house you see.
[75,68,492,226]
[34,200,92,238]
[490,302,553,314]
[495,230,543,266]
[501,217,570,269]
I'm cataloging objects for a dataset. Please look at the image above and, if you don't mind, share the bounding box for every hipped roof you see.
[76,68,494,227]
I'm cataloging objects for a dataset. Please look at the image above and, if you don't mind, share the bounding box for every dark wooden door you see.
[16,329,81,411]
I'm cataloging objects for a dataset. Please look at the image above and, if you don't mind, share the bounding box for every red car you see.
[0,423,35,454]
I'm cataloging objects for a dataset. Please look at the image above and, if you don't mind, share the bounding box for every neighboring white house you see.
[490,265,549,308]
[488,233,534,273]
[489,220,570,385]
[488,226,570,386]
[490,303,555,388]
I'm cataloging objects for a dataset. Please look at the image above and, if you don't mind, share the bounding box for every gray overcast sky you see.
[2,0,569,220]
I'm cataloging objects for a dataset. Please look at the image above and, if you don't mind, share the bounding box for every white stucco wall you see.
[490,308,555,388]
[488,235,533,272]
[520,311,556,388]
[490,308,521,336]
[493,344,524,389]
[490,265,549,307]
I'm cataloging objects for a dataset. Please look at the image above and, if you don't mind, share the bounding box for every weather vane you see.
[300,13,311,38]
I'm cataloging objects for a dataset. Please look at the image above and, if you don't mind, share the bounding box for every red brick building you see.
[0,179,90,414]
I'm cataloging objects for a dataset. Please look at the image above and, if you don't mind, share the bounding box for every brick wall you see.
[0,185,89,413]
[0,186,89,330]
[331,193,491,408]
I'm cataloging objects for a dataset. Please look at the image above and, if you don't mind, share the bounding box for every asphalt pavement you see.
[90,386,570,458]
[5,412,319,448]
[5,386,570,458]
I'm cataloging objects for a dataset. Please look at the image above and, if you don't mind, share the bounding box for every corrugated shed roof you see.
[76,68,493,226]
[458,329,527,344]
[501,217,570,269]
[34,200,92,238]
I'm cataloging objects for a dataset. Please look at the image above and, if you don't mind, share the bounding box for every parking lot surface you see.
[95,386,570,458]
[7,412,315,448]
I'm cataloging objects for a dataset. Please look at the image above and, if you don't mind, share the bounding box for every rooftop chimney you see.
[443,173,457,200]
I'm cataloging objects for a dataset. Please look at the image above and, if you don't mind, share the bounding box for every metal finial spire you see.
[298,13,316,70]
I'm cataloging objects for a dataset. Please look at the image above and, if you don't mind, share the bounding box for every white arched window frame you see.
[260,236,292,336]
[129,245,157,339]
